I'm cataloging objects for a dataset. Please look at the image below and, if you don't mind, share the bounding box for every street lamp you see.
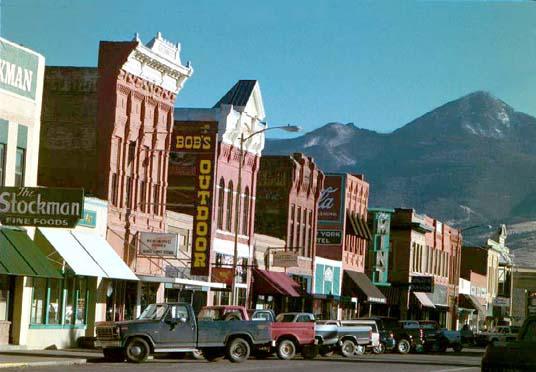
[461,224,492,233]
[230,124,301,305]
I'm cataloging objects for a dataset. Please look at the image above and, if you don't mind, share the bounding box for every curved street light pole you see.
[230,124,301,306]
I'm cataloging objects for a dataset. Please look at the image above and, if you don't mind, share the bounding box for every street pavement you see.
[0,348,484,372]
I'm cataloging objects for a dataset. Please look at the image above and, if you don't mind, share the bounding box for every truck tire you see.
[397,339,411,354]
[373,342,385,354]
[302,345,319,360]
[276,339,297,360]
[102,347,125,362]
[226,338,251,363]
[453,343,463,352]
[340,339,357,358]
[125,337,150,363]
[191,349,205,360]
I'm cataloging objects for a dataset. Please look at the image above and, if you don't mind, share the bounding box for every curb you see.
[0,358,87,369]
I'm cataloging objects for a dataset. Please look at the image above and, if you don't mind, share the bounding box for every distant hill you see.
[265,91,536,252]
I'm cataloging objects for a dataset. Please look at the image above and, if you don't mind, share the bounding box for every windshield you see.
[138,304,167,320]
[276,314,296,322]
[420,323,438,330]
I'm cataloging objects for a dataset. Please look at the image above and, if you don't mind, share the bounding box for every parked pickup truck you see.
[481,317,536,372]
[316,320,372,358]
[95,303,272,363]
[417,320,463,352]
[199,306,317,360]
[475,325,521,346]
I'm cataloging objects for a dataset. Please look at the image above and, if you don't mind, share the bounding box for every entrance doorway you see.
[0,275,15,344]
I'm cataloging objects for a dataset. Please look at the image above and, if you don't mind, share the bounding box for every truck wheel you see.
[191,349,205,360]
[354,345,366,355]
[102,347,125,362]
[340,339,357,358]
[125,337,150,363]
[397,339,411,354]
[453,343,463,352]
[226,338,251,363]
[302,345,319,360]
[373,343,385,354]
[276,339,297,360]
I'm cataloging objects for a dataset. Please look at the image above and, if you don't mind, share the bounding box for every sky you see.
[2,0,536,138]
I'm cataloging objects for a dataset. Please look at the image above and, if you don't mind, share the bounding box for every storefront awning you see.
[347,212,372,240]
[0,228,62,278]
[413,292,436,308]
[459,294,486,315]
[343,271,386,304]
[36,228,107,277]
[71,231,138,281]
[138,274,226,289]
[252,268,303,297]
[35,228,138,281]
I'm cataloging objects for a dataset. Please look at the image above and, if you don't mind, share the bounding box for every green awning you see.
[0,228,62,278]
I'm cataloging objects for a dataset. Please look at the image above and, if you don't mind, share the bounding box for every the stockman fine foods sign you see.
[0,38,39,100]
[0,187,84,227]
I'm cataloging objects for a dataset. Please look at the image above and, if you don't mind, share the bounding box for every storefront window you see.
[30,277,88,327]
[30,278,47,324]
[0,143,5,186]
[47,279,62,324]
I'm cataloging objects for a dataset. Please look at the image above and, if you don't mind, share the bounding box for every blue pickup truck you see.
[95,303,273,363]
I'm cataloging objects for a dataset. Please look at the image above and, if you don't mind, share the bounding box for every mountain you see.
[265,91,536,250]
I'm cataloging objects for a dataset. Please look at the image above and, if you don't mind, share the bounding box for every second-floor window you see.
[15,147,25,186]
[226,181,233,231]
[217,178,225,230]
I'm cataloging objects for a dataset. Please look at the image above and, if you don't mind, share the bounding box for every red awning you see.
[252,269,303,297]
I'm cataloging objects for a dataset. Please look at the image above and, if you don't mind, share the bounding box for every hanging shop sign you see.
[410,276,434,293]
[140,232,178,257]
[316,229,343,245]
[272,251,298,268]
[77,209,97,228]
[493,297,510,307]
[169,121,218,276]
[0,38,39,100]
[0,187,84,227]
[211,267,234,286]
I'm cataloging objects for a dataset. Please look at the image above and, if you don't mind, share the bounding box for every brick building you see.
[168,80,266,306]
[38,33,193,320]
[254,153,324,312]
[389,209,462,329]
[315,173,384,319]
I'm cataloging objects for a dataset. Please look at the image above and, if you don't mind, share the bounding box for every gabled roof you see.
[213,80,257,108]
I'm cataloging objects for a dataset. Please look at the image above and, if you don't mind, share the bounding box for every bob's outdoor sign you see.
[0,187,84,227]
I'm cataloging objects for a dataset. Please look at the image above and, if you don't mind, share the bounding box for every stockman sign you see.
[169,121,218,276]
[0,187,84,227]
[0,38,39,100]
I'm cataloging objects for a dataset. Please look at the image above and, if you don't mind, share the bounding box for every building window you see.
[14,148,25,186]
[128,141,136,166]
[308,210,314,257]
[217,178,225,230]
[125,176,132,209]
[0,143,5,186]
[110,173,118,206]
[289,205,295,247]
[139,180,146,212]
[242,187,250,235]
[297,207,302,251]
[153,184,160,215]
[226,181,233,231]
[30,277,88,327]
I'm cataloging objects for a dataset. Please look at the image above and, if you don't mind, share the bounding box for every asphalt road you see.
[1,349,484,372]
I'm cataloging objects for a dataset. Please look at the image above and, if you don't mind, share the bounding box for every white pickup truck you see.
[476,325,521,345]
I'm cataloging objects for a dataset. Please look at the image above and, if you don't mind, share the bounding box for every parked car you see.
[477,325,521,346]
[341,320,383,354]
[202,307,317,360]
[481,317,536,371]
[397,320,427,353]
[417,320,462,352]
[316,320,372,358]
[360,317,398,352]
[95,303,272,363]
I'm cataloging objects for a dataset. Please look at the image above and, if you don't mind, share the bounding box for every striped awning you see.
[347,212,372,240]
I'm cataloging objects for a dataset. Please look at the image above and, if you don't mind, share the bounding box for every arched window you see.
[242,187,250,235]
[217,178,225,229]
[226,181,233,231]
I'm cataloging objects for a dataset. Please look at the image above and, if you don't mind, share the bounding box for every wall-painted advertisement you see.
[318,175,344,223]
[169,121,218,276]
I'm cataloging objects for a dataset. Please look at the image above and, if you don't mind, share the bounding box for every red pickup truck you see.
[199,306,317,360]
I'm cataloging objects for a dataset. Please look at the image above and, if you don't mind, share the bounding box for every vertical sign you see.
[169,121,218,276]
[318,175,344,223]
[0,38,39,100]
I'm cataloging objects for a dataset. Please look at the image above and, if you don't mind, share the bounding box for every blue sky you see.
[2,0,536,138]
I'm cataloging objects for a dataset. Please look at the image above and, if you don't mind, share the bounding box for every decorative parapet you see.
[122,32,193,94]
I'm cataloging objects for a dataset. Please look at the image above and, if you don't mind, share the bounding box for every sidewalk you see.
[0,348,101,369]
